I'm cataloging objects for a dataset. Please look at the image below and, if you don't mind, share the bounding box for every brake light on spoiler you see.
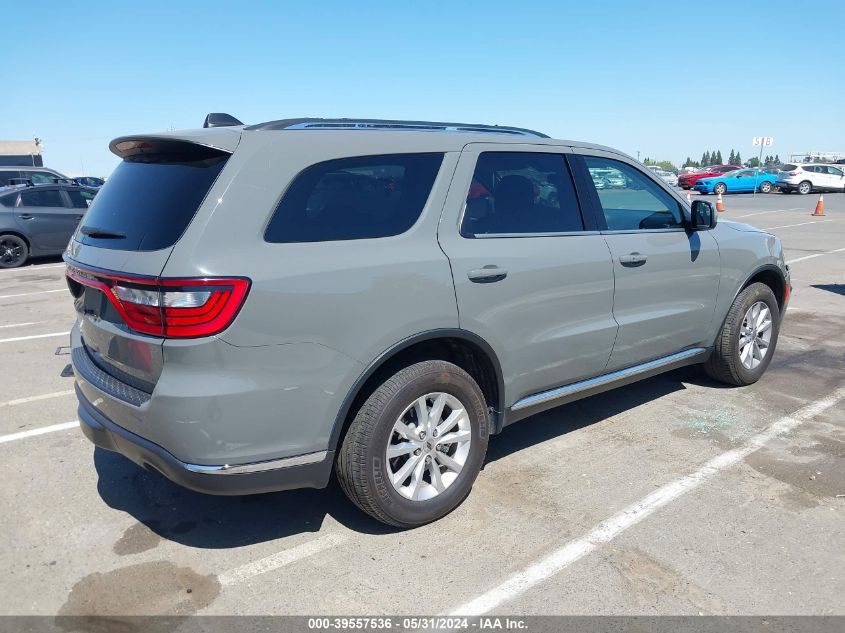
[66,264,250,338]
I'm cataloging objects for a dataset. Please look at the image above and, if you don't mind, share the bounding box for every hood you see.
[721,220,768,234]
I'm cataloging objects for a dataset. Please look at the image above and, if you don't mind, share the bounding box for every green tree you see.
[774,154,781,167]
[714,150,723,164]
[702,151,710,166]
[747,156,760,167]
[728,150,736,164]
[735,151,741,165]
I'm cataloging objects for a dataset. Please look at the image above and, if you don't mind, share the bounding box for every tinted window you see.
[265,153,443,243]
[781,164,799,171]
[463,152,582,236]
[829,166,843,176]
[0,193,17,207]
[584,156,683,231]
[0,170,20,186]
[19,189,65,208]
[78,151,228,251]
[67,188,96,208]
[23,171,60,185]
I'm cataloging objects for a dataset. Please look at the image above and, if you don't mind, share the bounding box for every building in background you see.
[0,139,42,166]
[787,151,845,164]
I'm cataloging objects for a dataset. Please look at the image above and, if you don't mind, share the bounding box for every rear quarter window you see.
[265,153,444,243]
[77,148,228,251]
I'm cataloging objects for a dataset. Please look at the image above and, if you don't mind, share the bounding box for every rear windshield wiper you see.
[80,226,126,239]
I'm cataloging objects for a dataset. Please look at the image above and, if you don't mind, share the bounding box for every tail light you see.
[787,171,798,176]
[66,264,250,338]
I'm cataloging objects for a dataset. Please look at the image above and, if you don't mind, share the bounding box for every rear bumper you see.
[776,181,797,191]
[77,384,334,495]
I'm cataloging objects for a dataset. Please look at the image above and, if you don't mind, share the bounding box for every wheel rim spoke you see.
[435,450,463,474]
[739,300,774,369]
[429,460,445,492]
[386,441,417,459]
[434,408,466,438]
[392,453,423,486]
[437,429,471,446]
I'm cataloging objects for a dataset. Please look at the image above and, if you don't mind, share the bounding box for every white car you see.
[647,166,679,187]
[776,163,845,194]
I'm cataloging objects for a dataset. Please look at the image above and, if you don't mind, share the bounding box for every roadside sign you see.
[752,136,774,146]
[751,137,774,198]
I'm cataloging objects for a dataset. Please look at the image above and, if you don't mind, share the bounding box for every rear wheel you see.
[759,181,773,193]
[336,360,489,527]
[798,181,812,194]
[714,182,727,195]
[0,234,28,269]
[704,282,780,386]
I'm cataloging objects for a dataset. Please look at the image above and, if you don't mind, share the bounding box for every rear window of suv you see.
[265,153,443,243]
[781,164,799,171]
[76,145,228,251]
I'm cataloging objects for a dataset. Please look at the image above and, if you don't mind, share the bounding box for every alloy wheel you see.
[0,237,25,267]
[739,301,773,370]
[386,392,472,501]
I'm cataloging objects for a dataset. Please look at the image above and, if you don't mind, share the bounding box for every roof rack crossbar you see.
[245,118,548,138]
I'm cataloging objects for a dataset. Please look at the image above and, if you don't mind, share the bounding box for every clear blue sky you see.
[4,0,844,176]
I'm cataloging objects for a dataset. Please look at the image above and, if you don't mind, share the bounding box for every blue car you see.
[694,168,778,194]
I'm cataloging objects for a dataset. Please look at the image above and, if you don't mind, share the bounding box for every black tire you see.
[797,181,812,195]
[759,181,773,193]
[336,360,489,528]
[704,282,780,386]
[0,234,28,269]
[714,182,727,195]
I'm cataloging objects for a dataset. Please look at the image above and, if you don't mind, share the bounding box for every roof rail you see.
[244,117,549,138]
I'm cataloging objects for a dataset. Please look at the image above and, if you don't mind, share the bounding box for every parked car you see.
[693,168,778,194]
[776,163,845,194]
[73,176,106,188]
[0,183,96,268]
[647,166,679,187]
[0,166,69,187]
[677,165,742,189]
[66,115,790,527]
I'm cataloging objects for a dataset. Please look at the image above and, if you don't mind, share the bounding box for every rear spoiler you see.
[109,127,242,159]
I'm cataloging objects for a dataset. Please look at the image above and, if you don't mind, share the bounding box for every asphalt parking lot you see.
[1,192,843,620]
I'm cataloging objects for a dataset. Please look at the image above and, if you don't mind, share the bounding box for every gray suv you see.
[67,116,790,527]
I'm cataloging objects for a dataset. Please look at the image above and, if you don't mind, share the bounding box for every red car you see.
[678,165,742,189]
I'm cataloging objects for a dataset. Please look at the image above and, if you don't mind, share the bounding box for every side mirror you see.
[690,200,717,230]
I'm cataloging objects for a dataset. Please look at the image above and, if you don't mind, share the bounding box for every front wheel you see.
[798,181,812,194]
[759,181,773,193]
[714,183,727,195]
[704,282,780,386]
[336,360,489,527]
[0,234,29,269]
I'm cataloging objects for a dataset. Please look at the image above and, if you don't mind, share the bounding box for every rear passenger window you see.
[0,193,17,207]
[583,156,683,231]
[19,189,65,208]
[67,189,96,208]
[462,152,582,236]
[265,154,443,243]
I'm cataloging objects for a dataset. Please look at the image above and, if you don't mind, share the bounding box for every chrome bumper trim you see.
[184,450,329,475]
[511,348,707,412]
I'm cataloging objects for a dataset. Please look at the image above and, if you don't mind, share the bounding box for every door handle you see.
[17,214,34,220]
[619,252,647,266]
[468,266,508,283]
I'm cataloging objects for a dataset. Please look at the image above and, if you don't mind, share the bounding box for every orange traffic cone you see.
[716,191,725,213]
[812,194,825,217]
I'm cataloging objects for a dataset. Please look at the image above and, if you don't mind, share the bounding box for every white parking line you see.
[0,263,65,274]
[787,246,845,265]
[0,420,79,445]
[449,387,845,616]
[0,331,69,344]
[218,533,350,585]
[0,390,75,408]
[766,220,827,230]
[0,289,66,300]
[0,321,46,329]
[733,209,790,218]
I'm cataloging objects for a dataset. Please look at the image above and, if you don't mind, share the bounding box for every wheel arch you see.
[0,230,31,248]
[736,264,787,312]
[328,329,506,453]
